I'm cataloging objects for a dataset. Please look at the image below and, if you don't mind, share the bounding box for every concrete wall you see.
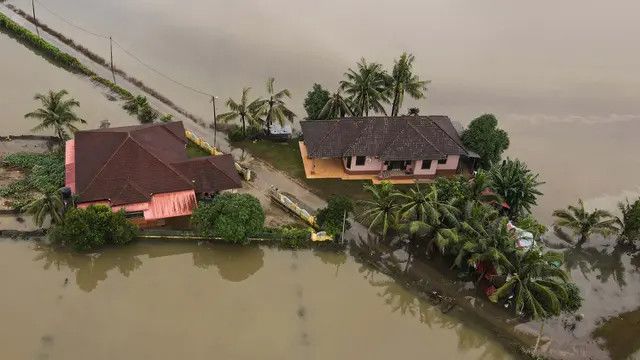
[436,155,460,171]
[343,156,386,173]
[413,160,437,175]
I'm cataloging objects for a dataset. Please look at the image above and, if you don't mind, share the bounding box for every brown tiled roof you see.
[300,116,470,160]
[74,122,241,205]
[170,154,242,194]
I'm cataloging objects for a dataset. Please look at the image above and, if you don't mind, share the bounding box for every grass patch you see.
[233,139,370,201]
[186,140,212,158]
[0,152,65,211]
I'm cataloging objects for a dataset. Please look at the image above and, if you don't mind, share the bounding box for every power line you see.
[34,0,108,39]
[111,39,213,97]
[32,0,214,97]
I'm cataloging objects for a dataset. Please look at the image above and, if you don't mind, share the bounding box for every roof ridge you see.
[128,135,193,189]
[155,122,186,144]
[342,120,374,156]
[207,155,241,186]
[428,117,468,155]
[406,121,444,156]
[80,135,129,195]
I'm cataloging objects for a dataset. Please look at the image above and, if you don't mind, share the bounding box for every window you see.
[355,156,366,166]
[345,157,352,169]
[438,157,448,164]
[125,211,144,219]
[421,160,432,170]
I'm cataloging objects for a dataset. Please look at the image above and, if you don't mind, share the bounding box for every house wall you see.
[343,156,386,173]
[412,160,438,175]
[436,155,460,171]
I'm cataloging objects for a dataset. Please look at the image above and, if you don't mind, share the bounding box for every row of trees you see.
[217,78,296,137]
[553,197,640,246]
[304,53,429,120]
[357,159,582,327]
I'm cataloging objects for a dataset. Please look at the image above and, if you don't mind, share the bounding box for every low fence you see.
[184,130,252,181]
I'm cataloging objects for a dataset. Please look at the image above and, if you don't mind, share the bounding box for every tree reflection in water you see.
[563,244,630,288]
[33,241,266,291]
[312,248,347,276]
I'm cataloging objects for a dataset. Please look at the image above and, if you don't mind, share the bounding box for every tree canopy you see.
[303,83,330,120]
[340,58,390,116]
[49,205,138,251]
[461,114,509,169]
[24,89,86,142]
[264,77,295,130]
[390,52,429,116]
[316,195,354,236]
[191,193,265,243]
[489,158,544,219]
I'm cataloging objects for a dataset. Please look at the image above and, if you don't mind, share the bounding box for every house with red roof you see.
[64,121,242,226]
[299,116,479,184]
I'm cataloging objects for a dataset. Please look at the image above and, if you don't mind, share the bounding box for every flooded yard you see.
[1,0,640,358]
[0,239,512,360]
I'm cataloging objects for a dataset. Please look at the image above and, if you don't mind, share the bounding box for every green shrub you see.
[49,206,138,251]
[515,215,548,239]
[227,125,260,142]
[191,194,265,243]
[618,198,640,243]
[316,195,353,236]
[0,12,92,76]
[0,152,65,211]
[434,175,470,204]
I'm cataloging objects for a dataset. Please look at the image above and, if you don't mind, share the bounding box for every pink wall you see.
[343,156,386,172]
[77,190,197,220]
[412,160,437,175]
[436,155,460,170]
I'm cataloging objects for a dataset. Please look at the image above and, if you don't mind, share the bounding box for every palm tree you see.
[395,184,459,224]
[318,90,353,119]
[407,107,420,116]
[390,52,429,117]
[489,158,544,219]
[24,89,86,142]
[490,249,571,353]
[468,170,503,204]
[340,58,390,116]
[26,191,64,228]
[455,217,515,274]
[552,199,619,244]
[217,88,265,136]
[263,77,296,133]
[616,197,640,244]
[359,182,398,237]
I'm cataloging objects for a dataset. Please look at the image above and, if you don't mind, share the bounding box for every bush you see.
[227,125,260,142]
[561,282,583,314]
[261,225,312,248]
[49,205,138,251]
[316,195,353,236]
[618,198,640,243]
[191,193,265,243]
[434,175,470,204]
[516,215,548,239]
[0,152,65,211]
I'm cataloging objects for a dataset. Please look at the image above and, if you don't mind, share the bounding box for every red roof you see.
[73,122,241,205]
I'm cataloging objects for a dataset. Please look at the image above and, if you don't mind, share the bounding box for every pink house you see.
[65,122,242,227]
[299,116,478,183]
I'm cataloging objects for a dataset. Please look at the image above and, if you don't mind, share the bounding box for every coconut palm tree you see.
[616,197,640,244]
[26,190,64,228]
[489,158,544,219]
[408,107,420,116]
[217,88,265,137]
[24,89,86,142]
[359,182,398,237]
[490,249,571,353]
[318,90,353,119]
[263,77,296,132]
[468,170,503,205]
[552,199,619,244]
[395,184,459,224]
[389,52,429,117]
[340,58,390,116]
[455,217,515,274]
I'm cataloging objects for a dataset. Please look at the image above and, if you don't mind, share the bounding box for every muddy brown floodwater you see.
[2,0,640,358]
[0,239,513,360]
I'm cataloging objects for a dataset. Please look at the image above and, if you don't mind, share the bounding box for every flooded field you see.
[0,239,512,360]
[2,0,640,358]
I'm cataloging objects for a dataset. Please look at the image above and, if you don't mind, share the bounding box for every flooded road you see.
[0,239,512,360]
[2,0,640,358]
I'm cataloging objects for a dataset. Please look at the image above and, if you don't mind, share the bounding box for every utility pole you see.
[341,209,347,244]
[211,96,218,148]
[109,36,116,84]
[31,0,40,37]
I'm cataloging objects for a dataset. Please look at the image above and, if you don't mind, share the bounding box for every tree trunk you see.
[392,86,401,116]
[534,321,545,355]
[241,115,246,136]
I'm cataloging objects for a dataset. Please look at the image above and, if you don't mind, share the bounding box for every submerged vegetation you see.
[49,205,138,251]
[0,152,65,211]
[553,199,619,245]
[191,193,266,243]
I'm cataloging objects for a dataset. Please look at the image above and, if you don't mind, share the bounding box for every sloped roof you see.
[301,116,470,160]
[74,122,241,205]
[170,154,242,194]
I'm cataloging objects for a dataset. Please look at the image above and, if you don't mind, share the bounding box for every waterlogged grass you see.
[233,139,370,201]
[0,152,65,211]
[186,140,211,158]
